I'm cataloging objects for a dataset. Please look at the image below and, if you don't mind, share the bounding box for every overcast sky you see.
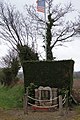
[0,0,80,71]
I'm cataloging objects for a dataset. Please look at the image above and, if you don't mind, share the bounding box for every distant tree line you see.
[73,71,80,79]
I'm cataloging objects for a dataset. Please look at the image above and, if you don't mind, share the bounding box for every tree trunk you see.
[46,14,53,60]
[46,45,53,60]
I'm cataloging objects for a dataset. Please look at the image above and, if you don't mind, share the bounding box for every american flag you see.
[37,0,45,13]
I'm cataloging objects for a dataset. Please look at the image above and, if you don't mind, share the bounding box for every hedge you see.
[23,60,74,93]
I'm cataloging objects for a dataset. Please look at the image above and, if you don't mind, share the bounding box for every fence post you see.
[35,89,38,105]
[24,87,28,114]
[59,95,63,115]
[65,91,69,114]
[52,88,58,106]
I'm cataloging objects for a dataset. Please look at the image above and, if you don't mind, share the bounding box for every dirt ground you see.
[0,108,79,120]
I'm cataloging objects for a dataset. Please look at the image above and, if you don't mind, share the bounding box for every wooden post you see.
[35,89,38,105]
[59,95,63,115]
[65,91,69,114]
[52,88,57,105]
[24,88,28,114]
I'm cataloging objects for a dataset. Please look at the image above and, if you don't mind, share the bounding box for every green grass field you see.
[0,84,24,109]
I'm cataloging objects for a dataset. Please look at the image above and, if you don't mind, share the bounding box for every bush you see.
[28,83,37,104]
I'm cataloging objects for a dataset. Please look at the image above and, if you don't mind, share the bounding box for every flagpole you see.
[44,0,47,61]
[37,0,47,60]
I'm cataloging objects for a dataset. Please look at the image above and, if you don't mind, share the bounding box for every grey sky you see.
[0,0,80,71]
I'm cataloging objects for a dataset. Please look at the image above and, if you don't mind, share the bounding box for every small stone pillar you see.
[38,88,42,105]
[38,86,52,106]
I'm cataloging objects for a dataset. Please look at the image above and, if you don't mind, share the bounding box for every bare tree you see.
[25,0,79,60]
[1,49,19,68]
[0,3,39,65]
[0,1,79,62]
[0,49,20,86]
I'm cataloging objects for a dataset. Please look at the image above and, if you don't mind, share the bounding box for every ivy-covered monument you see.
[23,60,74,94]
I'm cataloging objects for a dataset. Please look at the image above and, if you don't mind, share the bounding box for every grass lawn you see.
[0,84,24,109]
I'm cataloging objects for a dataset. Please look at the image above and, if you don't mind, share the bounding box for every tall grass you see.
[0,84,24,109]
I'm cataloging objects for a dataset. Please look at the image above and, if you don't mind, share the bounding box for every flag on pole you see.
[36,0,45,13]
